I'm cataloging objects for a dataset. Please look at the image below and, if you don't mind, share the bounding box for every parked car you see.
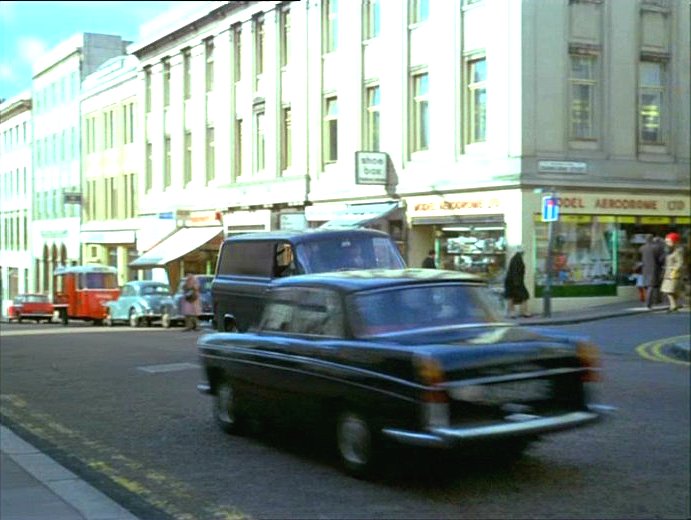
[103,281,175,327]
[212,228,405,332]
[7,294,55,323]
[167,275,214,327]
[197,268,607,477]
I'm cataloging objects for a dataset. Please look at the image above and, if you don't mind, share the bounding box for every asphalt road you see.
[0,313,689,520]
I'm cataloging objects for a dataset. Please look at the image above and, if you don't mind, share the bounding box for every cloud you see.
[18,37,48,63]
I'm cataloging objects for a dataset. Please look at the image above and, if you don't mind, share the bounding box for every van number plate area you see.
[451,379,550,405]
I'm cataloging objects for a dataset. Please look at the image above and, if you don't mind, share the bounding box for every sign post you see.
[541,194,560,318]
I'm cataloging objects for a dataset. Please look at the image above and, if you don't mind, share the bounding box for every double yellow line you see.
[636,335,690,366]
[0,394,248,520]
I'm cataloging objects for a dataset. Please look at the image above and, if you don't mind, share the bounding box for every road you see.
[1,312,689,520]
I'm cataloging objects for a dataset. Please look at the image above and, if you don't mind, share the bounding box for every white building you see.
[31,33,129,294]
[0,92,33,316]
[80,54,142,286]
[127,0,689,312]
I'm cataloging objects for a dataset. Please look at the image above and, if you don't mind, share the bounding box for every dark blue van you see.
[212,229,405,331]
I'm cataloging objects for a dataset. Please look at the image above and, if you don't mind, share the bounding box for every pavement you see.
[1,300,688,520]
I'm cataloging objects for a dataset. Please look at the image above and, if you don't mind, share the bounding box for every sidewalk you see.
[0,426,138,520]
[1,301,687,520]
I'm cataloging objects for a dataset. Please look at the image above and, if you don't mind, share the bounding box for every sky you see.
[0,1,187,102]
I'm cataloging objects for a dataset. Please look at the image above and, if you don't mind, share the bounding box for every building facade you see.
[31,33,129,294]
[1,0,688,315]
[0,92,33,315]
[80,55,140,286]
[128,0,689,312]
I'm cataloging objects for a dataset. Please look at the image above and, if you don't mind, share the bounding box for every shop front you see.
[529,191,690,303]
[130,210,223,288]
[405,190,525,294]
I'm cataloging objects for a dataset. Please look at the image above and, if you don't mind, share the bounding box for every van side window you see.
[217,241,275,276]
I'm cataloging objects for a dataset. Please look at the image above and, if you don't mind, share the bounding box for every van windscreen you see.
[296,236,404,273]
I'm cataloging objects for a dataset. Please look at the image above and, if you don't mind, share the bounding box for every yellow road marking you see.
[0,394,249,520]
[635,335,690,366]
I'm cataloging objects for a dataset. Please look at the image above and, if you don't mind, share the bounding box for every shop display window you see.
[534,215,617,297]
[437,227,506,283]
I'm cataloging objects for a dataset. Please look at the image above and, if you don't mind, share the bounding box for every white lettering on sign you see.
[356,151,388,185]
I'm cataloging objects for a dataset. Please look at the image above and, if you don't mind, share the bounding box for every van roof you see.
[54,265,118,275]
[223,228,392,244]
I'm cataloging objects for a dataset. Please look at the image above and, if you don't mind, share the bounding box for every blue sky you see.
[0,1,185,102]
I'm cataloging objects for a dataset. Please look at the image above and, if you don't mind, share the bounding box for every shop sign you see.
[355,151,388,185]
[549,193,689,215]
[64,192,82,205]
[410,197,503,215]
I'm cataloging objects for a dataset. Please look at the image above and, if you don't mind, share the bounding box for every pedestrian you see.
[661,232,685,312]
[504,246,531,318]
[422,249,436,269]
[181,273,201,331]
[639,235,665,308]
[629,262,645,303]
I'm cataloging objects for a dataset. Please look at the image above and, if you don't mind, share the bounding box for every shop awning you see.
[319,201,400,229]
[129,226,222,269]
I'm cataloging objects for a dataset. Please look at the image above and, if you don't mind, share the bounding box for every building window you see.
[110,177,118,219]
[206,126,215,183]
[410,0,429,24]
[145,142,153,191]
[280,7,291,67]
[639,60,666,145]
[162,58,171,107]
[324,96,338,163]
[234,119,243,178]
[569,54,598,140]
[465,57,486,144]
[126,102,135,144]
[205,38,214,93]
[255,110,265,172]
[105,109,114,149]
[233,25,242,82]
[363,0,381,40]
[281,106,292,172]
[184,131,192,185]
[254,17,265,82]
[126,173,137,219]
[411,72,429,152]
[183,48,192,100]
[144,66,152,113]
[164,136,171,188]
[324,0,338,53]
[365,85,380,151]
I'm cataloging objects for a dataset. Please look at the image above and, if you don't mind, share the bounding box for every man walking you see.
[639,235,665,308]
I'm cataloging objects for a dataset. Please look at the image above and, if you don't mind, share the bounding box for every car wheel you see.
[129,309,140,328]
[336,411,377,478]
[161,312,172,329]
[104,310,114,327]
[17,315,23,324]
[214,381,244,435]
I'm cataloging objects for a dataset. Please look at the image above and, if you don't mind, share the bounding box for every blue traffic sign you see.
[542,196,560,222]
